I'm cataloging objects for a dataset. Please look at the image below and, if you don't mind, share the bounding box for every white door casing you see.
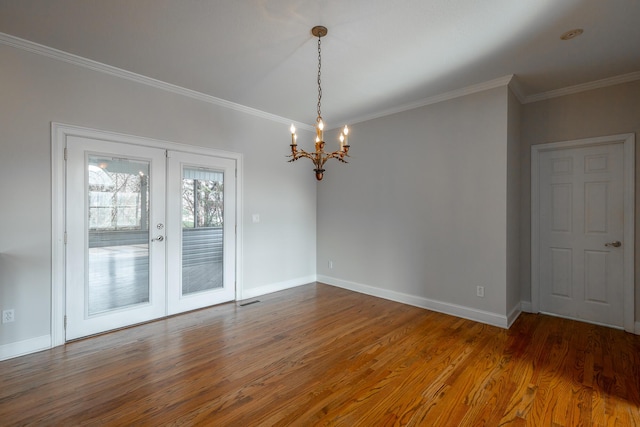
[531,134,634,332]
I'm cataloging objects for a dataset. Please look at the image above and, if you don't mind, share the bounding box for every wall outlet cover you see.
[2,309,15,323]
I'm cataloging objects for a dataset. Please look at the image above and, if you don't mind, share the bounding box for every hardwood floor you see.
[1,283,639,426]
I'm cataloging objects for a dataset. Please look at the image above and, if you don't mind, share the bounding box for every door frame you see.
[531,133,635,333]
[51,122,243,346]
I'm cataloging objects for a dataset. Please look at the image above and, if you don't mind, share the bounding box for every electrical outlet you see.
[2,309,15,323]
[476,286,485,298]
[328,260,334,269]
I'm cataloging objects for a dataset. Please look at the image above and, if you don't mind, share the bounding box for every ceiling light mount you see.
[311,26,328,38]
[560,28,584,40]
[288,26,350,181]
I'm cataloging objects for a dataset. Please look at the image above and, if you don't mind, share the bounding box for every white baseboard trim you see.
[520,301,533,313]
[0,277,316,361]
[0,335,51,361]
[507,304,522,328]
[318,275,510,329]
[239,275,317,301]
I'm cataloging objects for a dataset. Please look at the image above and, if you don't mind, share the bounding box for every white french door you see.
[65,136,236,340]
[166,151,236,314]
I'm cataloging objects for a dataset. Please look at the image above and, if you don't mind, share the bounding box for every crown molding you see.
[348,75,515,125]
[523,71,640,104]
[0,32,315,132]
[507,76,527,103]
[5,31,639,126]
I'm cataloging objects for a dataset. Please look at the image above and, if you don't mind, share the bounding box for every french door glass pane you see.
[181,167,223,295]
[87,156,150,315]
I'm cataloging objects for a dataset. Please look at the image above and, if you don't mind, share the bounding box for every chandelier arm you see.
[323,152,349,164]
[290,147,350,161]
[289,152,310,160]
[288,149,318,162]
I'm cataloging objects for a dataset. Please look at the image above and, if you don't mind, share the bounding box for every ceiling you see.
[1,0,639,128]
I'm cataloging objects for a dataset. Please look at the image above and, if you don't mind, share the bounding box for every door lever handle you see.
[151,235,164,242]
[605,241,621,248]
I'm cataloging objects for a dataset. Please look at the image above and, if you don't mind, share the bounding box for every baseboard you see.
[317,275,510,329]
[507,304,522,328]
[0,335,51,361]
[239,275,317,301]
[520,301,533,313]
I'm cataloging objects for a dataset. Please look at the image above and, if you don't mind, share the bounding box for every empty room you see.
[1,1,640,425]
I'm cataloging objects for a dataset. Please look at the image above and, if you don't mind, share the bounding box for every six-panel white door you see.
[538,143,624,327]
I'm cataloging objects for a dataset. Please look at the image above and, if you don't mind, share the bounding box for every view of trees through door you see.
[88,164,228,300]
[87,156,151,315]
[181,168,224,295]
[65,133,237,340]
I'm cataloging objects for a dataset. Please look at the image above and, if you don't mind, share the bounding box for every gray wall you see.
[0,43,317,348]
[506,88,522,315]
[520,80,640,319]
[316,86,515,319]
[2,34,638,355]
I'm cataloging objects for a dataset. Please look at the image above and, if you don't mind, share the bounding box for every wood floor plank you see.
[1,283,640,426]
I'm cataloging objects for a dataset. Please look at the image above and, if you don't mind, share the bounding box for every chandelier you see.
[288,26,350,181]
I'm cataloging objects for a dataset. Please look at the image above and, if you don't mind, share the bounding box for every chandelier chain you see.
[317,34,322,119]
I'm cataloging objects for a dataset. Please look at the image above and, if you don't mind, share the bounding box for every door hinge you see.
[64,147,68,160]
[64,232,67,244]
[64,315,67,330]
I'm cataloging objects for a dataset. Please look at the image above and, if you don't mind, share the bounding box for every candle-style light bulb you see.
[339,133,345,151]
[290,124,297,145]
[317,119,324,142]
[343,125,349,145]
